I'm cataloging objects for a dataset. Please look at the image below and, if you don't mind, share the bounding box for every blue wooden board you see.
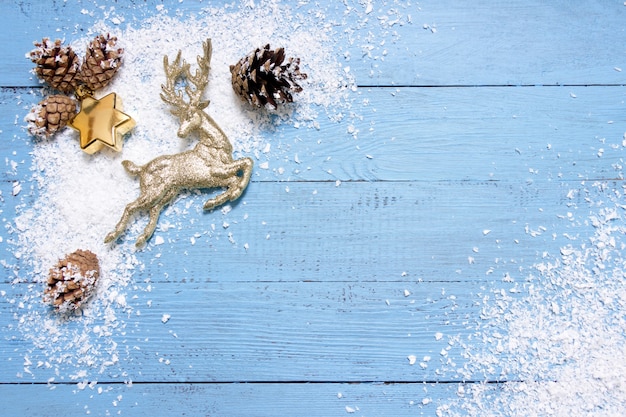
[1,0,625,416]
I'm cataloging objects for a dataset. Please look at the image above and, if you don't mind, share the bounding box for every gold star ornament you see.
[69,90,135,154]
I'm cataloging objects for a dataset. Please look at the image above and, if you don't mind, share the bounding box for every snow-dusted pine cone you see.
[230,44,307,109]
[29,38,82,93]
[25,95,77,139]
[44,249,100,311]
[80,34,124,91]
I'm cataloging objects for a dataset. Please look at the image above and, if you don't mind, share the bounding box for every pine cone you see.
[44,249,100,311]
[29,38,81,93]
[25,95,77,139]
[230,44,307,109]
[80,34,124,91]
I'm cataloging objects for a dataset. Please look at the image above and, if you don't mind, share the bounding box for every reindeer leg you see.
[104,190,165,244]
[236,157,253,191]
[202,157,254,210]
[136,188,179,247]
[203,176,237,210]
[135,204,163,248]
[105,198,144,243]
[225,157,253,201]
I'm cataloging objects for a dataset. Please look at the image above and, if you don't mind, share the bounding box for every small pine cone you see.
[25,95,77,139]
[44,249,100,311]
[230,44,307,109]
[29,38,81,93]
[80,34,124,91]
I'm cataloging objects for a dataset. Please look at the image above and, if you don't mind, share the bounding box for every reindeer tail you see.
[122,160,142,176]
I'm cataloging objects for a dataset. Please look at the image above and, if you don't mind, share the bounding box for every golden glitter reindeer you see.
[105,39,253,247]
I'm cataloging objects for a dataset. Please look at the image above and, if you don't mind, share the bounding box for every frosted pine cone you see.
[44,249,100,311]
[29,38,81,94]
[80,34,124,91]
[230,44,307,109]
[25,95,77,139]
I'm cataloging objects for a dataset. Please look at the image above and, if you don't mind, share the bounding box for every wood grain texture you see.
[1,279,510,383]
[1,178,593,285]
[2,86,624,184]
[1,0,624,415]
[0,381,474,417]
[1,1,625,87]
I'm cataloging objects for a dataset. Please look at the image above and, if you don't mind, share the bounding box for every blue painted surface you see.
[0,1,625,416]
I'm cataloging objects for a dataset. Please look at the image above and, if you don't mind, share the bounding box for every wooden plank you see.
[346,0,626,87]
[127,179,588,283]
[0,381,470,417]
[2,1,626,87]
[0,279,516,383]
[2,1,625,415]
[2,86,625,184]
[1,179,589,285]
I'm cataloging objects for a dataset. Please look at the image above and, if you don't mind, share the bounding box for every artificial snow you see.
[439,182,626,416]
[5,0,353,382]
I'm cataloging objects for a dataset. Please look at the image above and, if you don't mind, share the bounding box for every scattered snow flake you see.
[407,355,417,365]
[435,332,443,340]
[345,406,356,413]
[615,67,622,72]
[12,181,21,196]
[403,289,411,297]
[5,0,373,384]
[335,180,342,187]
[259,161,269,169]
[161,314,171,324]
[570,92,577,98]
[482,229,491,236]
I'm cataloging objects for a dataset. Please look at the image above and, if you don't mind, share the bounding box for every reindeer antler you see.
[185,39,212,109]
[160,39,212,116]
[160,50,190,116]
